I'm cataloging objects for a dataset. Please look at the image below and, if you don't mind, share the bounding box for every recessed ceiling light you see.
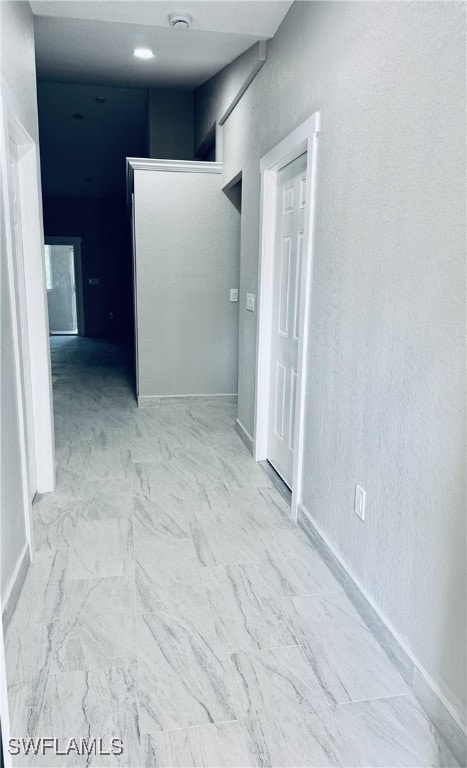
[72,113,84,120]
[95,95,107,104]
[133,48,154,59]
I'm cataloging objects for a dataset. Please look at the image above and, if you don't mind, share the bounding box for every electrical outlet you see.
[230,288,238,302]
[354,485,366,521]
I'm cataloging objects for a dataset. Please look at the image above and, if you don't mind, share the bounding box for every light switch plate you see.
[230,288,238,302]
[246,293,255,312]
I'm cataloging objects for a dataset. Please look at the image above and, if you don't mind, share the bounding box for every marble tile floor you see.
[5,337,459,767]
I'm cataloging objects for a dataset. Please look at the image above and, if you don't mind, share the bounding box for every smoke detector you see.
[168,12,192,29]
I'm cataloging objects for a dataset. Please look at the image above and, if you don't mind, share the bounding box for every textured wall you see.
[194,42,263,157]
[148,89,194,160]
[134,167,240,397]
[1,1,40,143]
[193,1,466,718]
[0,1,38,597]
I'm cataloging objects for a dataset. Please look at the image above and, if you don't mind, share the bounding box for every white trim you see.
[297,501,467,741]
[215,122,224,163]
[0,543,29,768]
[235,419,254,454]
[1,541,30,612]
[45,236,85,336]
[1,101,55,500]
[126,158,223,210]
[255,112,320,520]
[1,110,35,550]
[0,613,12,768]
[138,393,237,407]
[127,158,222,175]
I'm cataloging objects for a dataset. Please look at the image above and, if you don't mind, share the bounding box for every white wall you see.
[133,165,240,397]
[0,1,51,594]
[0,1,37,601]
[194,1,466,720]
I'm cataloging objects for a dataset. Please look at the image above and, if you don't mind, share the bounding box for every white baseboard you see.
[1,542,30,632]
[138,394,238,408]
[297,502,466,765]
[235,419,253,454]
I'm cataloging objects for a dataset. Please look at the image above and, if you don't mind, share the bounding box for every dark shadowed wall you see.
[42,196,133,340]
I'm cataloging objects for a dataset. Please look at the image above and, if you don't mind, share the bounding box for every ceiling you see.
[31,1,293,87]
[33,1,293,200]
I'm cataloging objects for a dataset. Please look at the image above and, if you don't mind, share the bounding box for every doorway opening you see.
[255,113,320,519]
[44,237,85,336]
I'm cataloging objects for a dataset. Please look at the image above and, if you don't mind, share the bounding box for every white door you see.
[268,153,307,487]
[8,136,37,499]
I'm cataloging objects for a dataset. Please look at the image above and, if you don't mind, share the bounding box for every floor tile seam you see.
[331,690,414,709]
[287,591,407,662]
[11,659,140,689]
[8,617,62,632]
[201,577,331,614]
[288,629,411,708]
[219,639,303,657]
[140,718,241,738]
[60,573,137,610]
[273,587,346,601]
[13,553,71,629]
[5,655,57,689]
[226,643,305,661]
[49,657,140,679]
[230,643,344,722]
[203,597,246,745]
[134,591,211,620]
[66,565,136,582]
[226,647,299,768]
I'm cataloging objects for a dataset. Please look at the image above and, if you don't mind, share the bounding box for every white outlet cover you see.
[246,293,255,312]
[230,288,238,302]
[354,485,366,520]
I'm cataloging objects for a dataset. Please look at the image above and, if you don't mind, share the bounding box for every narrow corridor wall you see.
[0,1,47,598]
[193,1,466,721]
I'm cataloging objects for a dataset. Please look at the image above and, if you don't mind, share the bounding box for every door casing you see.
[254,112,320,520]
[0,96,55,506]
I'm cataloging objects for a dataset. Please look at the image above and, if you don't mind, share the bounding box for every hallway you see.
[5,338,458,767]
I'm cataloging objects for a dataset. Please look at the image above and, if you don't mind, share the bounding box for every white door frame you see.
[0,94,55,503]
[45,236,85,336]
[254,112,320,520]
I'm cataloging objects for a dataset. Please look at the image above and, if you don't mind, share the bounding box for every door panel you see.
[268,153,307,488]
[275,361,287,439]
[279,236,291,336]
